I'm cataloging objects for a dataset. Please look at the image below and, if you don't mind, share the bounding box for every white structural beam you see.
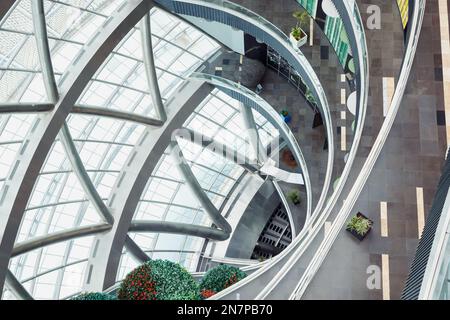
[0,0,16,29]
[5,270,33,300]
[0,103,54,113]
[129,220,230,241]
[123,235,150,263]
[59,123,115,224]
[0,0,156,295]
[239,102,267,164]
[141,12,167,122]
[173,127,259,174]
[12,224,111,257]
[32,0,115,227]
[169,140,232,234]
[72,105,164,127]
[31,0,59,103]
[83,79,213,292]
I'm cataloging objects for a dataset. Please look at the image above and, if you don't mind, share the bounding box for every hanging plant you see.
[199,265,247,299]
[118,259,199,300]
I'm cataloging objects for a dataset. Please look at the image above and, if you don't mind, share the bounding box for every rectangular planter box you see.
[289,30,308,48]
[346,212,373,241]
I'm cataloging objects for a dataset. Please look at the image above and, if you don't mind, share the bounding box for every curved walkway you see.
[232,0,353,211]
[302,0,448,300]
[202,49,326,231]
[201,0,371,300]
[155,0,336,227]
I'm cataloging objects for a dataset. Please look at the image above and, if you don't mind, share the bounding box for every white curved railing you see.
[97,0,372,300]
[190,72,313,221]
[157,0,334,226]
[201,0,369,300]
[289,0,426,299]
[419,188,450,299]
[252,0,370,299]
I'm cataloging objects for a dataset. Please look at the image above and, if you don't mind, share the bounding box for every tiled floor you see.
[201,0,447,300]
[303,0,448,300]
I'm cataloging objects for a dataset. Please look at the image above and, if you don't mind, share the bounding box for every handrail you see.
[156,0,334,224]
[409,150,450,299]
[253,0,370,299]
[419,188,450,299]
[190,72,312,220]
[202,0,369,300]
[289,0,425,299]
[272,179,297,238]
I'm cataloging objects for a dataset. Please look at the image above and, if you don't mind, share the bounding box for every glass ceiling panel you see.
[4,4,221,299]
[120,87,283,273]
[0,114,37,181]
[43,0,121,76]
[119,232,204,276]
[116,251,139,283]
[0,0,47,103]
[9,236,94,299]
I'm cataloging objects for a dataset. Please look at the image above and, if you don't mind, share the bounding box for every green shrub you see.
[71,292,117,300]
[118,259,199,300]
[291,26,303,40]
[292,9,310,30]
[347,216,372,235]
[305,89,317,105]
[199,265,247,299]
[287,190,301,205]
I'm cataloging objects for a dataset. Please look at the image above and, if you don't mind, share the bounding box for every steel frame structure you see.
[0,0,340,300]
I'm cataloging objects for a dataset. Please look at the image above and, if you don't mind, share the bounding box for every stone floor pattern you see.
[303,0,448,300]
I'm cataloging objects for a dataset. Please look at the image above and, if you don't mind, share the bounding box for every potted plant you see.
[290,10,309,48]
[287,190,301,205]
[346,212,373,241]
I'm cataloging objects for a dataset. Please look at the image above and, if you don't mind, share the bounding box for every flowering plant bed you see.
[199,264,247,299]
[118,259,199,300]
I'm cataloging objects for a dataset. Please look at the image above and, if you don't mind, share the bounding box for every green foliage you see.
[118,259,199,300]
[292,9,310,30]
[199,265,247,298]
[291,26,304,41]
[71,292,117,300]
[347,216,372,235]
[287,190,301,204]
[305,89,316,105]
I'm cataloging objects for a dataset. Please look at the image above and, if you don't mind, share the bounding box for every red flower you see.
[225,274,238,288]
[201,289,216,299]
